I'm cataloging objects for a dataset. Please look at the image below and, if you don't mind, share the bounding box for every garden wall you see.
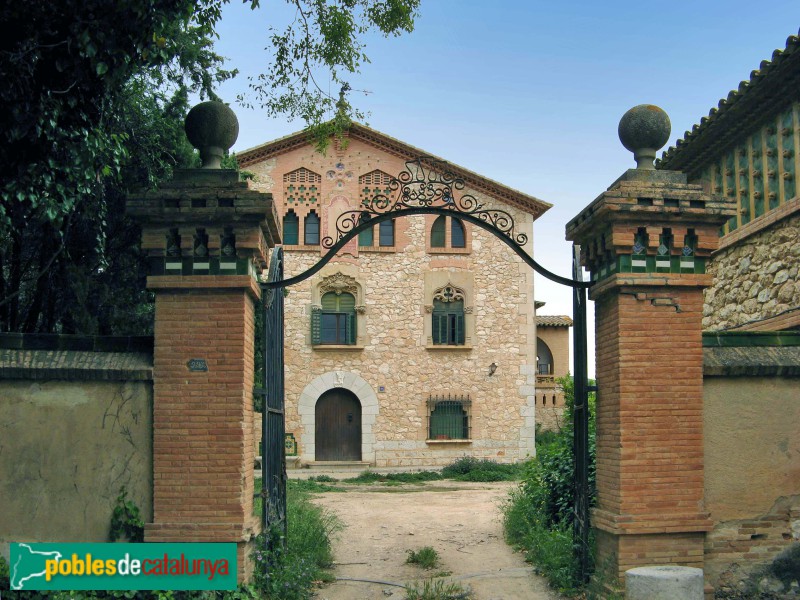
[0,335,153,562]
[703,332,800,592]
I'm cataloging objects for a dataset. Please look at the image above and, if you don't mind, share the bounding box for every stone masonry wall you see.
[704,206,800,331]
[246,139,540,466]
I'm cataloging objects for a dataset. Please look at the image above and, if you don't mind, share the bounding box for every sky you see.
[206,0,800,376]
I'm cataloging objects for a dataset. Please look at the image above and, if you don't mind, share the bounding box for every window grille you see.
[359,170,393,204]
[427,394,470,440]
[284,168,321,208]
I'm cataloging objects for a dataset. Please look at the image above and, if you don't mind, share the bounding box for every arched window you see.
[282,210,299,245]
[432,285,466,345]
[431,215,446,247]
[537,338,554,375]
[451,218,466,248]
[313,292,356,345]
[379,219,395,246]
[304,211,320,245]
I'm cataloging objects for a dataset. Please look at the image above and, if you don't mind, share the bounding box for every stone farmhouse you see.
[237,126,571,467]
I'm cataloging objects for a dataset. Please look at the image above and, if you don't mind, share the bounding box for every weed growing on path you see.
[406,546,440,570]
[405,578,471,600]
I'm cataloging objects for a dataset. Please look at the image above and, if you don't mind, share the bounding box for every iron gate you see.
[257,246,286,541]
[259,157,593,579]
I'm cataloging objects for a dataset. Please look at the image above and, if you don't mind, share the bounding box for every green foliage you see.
[110,486,145,543]
[769,543,800,587]
[343,470,442,484]
[251,482,341,599]
[0,554,9,591]
[440,457,522,482]
[1,0,420,333]
[406,546,440,570]
[245,0,420,149]
[405,578,470,600]
[502,374,597,593]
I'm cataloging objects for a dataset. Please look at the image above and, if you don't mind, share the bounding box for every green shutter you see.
[432,312,444,344]
[359,226,374,247]
[455,313,465,344]
[430,216,446,247]
[346,312,357,344]
[311,310,321,344]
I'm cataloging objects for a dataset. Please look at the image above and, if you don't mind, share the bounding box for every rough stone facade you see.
[704,200,800,332]
[239,128,550,467]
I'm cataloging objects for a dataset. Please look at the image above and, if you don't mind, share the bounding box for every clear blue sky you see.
[209,1,800,375]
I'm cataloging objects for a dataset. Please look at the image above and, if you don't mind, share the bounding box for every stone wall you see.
[246,138,541,466]
[0,335,153,562]
[703,335,800,594]
[703,199,800,331]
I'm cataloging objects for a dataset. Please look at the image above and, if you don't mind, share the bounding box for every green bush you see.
[502,375,597,593]
[251,483,341,599]
[441,457,521,482]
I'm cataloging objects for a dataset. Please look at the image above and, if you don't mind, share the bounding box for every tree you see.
[0,0,420,333]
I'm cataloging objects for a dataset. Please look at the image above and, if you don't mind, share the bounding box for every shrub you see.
[251,482,341,599]
[441,457,520,482]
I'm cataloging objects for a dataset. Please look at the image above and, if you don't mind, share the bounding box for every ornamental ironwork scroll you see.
[320,157,529,249]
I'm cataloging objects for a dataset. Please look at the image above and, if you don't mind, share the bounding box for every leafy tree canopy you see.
[0,0,420,333]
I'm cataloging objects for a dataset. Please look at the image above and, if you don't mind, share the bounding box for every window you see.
[312,292,356,345]
[431,285,466,345]
[427,395,470,440]
[431,215,446,247]
[451,218,466,248]
[379,219,394,246]
[429,215,467,250]
[304,211,320,245]
[283,210,299,245]
[358,212,373,247]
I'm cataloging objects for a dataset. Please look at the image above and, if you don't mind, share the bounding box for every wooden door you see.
[315,389,362,461]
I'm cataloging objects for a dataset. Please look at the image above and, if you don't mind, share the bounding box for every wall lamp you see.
[488,362,498,376]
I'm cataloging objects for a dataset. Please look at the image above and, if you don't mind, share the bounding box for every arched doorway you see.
[315,388,362,461]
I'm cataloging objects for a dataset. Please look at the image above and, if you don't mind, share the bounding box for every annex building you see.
[238,125,571,467]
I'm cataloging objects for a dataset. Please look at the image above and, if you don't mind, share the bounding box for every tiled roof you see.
[657,28,800,175]
[536,315,573,327]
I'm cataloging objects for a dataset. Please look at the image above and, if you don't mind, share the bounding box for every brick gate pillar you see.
[566,106,735,585]
[127,102,280,583]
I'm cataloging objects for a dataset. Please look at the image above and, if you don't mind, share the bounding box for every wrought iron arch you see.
[260,156,593,581]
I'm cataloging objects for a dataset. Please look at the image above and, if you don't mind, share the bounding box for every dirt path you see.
[310,480,563,600]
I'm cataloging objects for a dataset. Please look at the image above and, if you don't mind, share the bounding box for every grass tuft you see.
[406,546,440,570]
[405,578,471,600]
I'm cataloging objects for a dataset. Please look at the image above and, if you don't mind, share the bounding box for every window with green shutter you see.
[451,218,466,248]
[315,292,357,345]
[358,212,374,247]
[283,210,299,245]
[432,299,465,345]
[427,395,470,440]
[304,211,320,245]
[430,215,446,247]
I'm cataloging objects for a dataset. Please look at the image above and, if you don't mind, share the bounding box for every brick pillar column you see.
[127,102,280,583]
[565,106,735,586]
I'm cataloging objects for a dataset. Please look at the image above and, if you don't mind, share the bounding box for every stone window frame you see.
[423,272,474,350]
[425,214,472,255]
[310,269,367,350]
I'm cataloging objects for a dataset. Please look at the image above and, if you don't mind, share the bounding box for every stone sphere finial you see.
[618,104,671,170]
[184,101,239,169]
